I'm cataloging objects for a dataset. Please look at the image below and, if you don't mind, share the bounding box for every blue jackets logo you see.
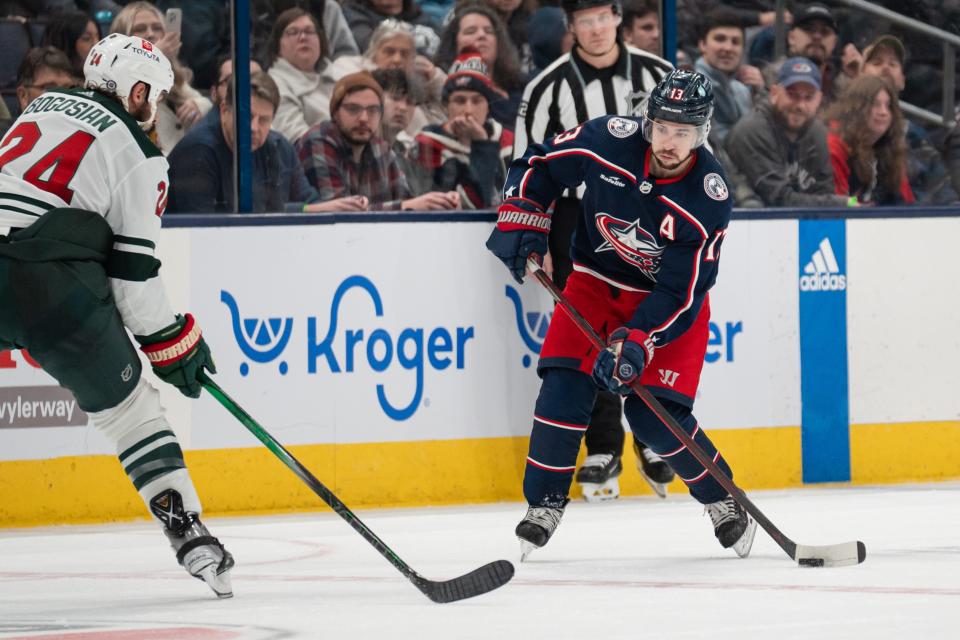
[221,276,474,421]
[594,213,665,279]
[505,285,551,368]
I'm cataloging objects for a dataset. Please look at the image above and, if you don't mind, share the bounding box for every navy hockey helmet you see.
[642,69,714,147]
[561,0,622,19]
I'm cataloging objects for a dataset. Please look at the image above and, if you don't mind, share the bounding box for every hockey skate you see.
[705,495,757,558]
[633,437,675,498]
[575,453,623,502]
[150,490,235,598]
[515,503,566,561]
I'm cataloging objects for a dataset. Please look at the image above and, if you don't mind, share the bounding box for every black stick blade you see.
[417,560,515,604]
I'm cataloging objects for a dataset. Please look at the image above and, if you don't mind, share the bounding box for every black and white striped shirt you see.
[514,43,673,159]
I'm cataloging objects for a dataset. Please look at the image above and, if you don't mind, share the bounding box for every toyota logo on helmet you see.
[83,33,174,129]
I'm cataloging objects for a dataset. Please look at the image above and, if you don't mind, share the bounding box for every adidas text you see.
[799,273,846,291]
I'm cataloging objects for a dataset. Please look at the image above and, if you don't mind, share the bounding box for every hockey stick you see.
[199,372,515,602]
[525,257,866,568]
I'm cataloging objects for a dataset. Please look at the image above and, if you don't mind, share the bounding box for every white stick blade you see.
[795,541,866,568]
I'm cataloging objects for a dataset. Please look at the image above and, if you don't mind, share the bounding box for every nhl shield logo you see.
[703,173,729,201]
[607,117,639,138]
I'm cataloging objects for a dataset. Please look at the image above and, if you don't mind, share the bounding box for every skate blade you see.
[639,472,669,499]
[198,565,233,599]
[733,516,758,559]
[579,480,620,503]
[518,539,540,562]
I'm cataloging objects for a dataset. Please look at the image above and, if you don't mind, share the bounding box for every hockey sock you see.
[583,390,625,456]
[88,377,203,519]
[624,396,731,504]
[523,368,596,508]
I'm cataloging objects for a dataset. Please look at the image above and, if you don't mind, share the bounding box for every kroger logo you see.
[505,285,551,368]
[505,285,741,366]
[222,276,474,421]
[222,291,294,375]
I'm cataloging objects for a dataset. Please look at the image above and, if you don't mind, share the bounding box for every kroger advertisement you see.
[4,216,955,460]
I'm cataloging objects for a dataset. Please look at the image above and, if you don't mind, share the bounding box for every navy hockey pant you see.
[624,396,731,505]
[524,368,732,507]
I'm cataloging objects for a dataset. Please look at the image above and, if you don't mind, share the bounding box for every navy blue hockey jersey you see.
[503,115,732,346]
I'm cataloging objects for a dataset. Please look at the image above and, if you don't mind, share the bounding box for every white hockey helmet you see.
[83,33,174,127]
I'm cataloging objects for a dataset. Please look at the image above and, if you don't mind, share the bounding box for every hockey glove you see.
[485,200,550,283]
[592,327,655,395]
[136,314,216,399]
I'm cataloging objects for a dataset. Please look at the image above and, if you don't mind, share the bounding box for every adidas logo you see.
[799,238,846,291]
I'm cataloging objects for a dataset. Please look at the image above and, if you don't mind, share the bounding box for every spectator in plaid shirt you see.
[296,71,460,211]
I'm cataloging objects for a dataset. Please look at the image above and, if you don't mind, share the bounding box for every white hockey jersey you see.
[0,88,176,336]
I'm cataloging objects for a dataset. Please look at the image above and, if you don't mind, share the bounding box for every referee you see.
[513,0,675,499]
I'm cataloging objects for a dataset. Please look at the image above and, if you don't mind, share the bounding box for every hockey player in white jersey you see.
[0,34,233,598]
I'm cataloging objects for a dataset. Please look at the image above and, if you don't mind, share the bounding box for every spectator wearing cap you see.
[783,3,846,105]
[414,49,514,209]
[166,72,330,214]
[725,56,849,208]
[694,8,763,150]
[296,71,460,211]
[824,74,914,205]
[857,35,957,204]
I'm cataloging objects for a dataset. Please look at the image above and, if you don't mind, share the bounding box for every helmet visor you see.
[642,116,710,148]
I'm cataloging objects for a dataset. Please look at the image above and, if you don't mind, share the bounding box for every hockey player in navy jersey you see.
[487,69,758,559]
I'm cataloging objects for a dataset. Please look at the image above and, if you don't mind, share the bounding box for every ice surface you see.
[1,483,958,639]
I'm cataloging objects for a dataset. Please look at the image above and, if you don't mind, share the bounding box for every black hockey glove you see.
[485,200,550,284]
[592,327,655,395]
[137,314,216,399]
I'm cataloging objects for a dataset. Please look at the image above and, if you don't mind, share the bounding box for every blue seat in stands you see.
[28,19,46,47]
[0,19,32,92]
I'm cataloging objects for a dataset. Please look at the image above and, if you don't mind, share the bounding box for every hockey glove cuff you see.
[137,314,216,399]
[592,327,655,395]
[485,200,550,284]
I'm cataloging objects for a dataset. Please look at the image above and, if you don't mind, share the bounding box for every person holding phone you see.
[110,2,213,154]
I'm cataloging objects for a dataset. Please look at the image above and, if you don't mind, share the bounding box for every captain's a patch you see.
[703,173,729,201]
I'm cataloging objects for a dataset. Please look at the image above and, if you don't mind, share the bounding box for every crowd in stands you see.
[1,0,959,212]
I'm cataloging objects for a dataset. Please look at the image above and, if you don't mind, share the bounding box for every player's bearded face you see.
[130,89,162,129]
[650,120,696,170]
